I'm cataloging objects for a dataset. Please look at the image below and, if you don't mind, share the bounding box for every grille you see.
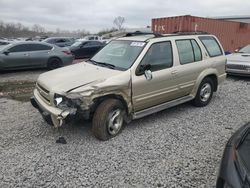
[227,64,250,70]
[37,83,51,104]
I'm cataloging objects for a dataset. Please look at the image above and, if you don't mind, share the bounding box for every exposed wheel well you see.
[91,94,128,116]
[205,74,218,92]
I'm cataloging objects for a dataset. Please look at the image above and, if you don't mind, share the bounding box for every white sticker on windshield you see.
[130,42,145,47]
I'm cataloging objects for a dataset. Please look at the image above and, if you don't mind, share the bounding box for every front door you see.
[132,41,181,112]
[2,44,31,69]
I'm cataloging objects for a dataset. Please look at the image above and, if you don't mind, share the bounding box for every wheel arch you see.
[191,68,219,97]
[90,94,131,122]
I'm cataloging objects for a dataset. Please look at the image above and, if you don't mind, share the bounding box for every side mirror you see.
[234,49,239,53]
[136,64,153,80]
[3,51,10,55]
[137,64,151,75]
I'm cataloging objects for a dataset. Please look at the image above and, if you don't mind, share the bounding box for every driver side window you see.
[140,41,173,72]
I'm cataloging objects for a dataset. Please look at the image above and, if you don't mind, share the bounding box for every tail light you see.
[62,50,72,55]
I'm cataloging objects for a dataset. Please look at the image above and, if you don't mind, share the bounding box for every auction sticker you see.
[130,42,145,47]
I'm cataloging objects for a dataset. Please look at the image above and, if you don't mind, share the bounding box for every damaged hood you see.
[37,62,122,93]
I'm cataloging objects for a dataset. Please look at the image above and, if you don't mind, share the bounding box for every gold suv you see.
[31,32,227,140]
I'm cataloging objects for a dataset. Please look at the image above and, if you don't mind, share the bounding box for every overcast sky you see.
[0,0,250,33]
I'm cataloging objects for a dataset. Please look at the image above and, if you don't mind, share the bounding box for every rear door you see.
[2,44,31,69]
[172,38,208,96]
[29,44,53,67]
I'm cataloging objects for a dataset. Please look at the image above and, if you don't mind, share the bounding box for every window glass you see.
[31,44,52,51]
[176,40,194,64]
[56,39,66,43]
[191,40,202,61]
[239,44,250,53]
[199,36,223,57]
[9,44,32,52]
[140,41,173,72]
[91,40,145,70]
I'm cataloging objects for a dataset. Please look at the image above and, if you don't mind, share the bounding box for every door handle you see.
[171,70,178,75]
[24,53,29,56]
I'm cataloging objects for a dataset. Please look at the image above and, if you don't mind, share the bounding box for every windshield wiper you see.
[88,59,116,69]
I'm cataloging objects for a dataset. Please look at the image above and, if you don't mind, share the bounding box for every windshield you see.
[71,41,82,47]
[90,40,145,70]
[239,45,250,53]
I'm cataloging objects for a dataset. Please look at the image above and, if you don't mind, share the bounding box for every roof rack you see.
[125,31,163,37]
[171,31,209,35]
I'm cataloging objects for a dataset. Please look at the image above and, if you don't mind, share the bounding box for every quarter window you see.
[140,41,173,72]
[199,36,223,57]
[176,39,202,64]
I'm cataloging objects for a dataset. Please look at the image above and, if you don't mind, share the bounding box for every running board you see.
[133,95,194,120]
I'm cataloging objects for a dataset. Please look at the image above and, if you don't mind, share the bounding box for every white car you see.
[226,45,250,76]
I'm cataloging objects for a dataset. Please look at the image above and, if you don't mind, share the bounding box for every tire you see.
[92,99,125,141]
[193,77,214,107]
[47,57,62,70]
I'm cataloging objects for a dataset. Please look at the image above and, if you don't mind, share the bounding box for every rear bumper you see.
[30,89,76,126]
[226,69,250,77]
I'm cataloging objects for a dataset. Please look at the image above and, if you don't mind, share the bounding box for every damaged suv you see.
[31,32,226,140]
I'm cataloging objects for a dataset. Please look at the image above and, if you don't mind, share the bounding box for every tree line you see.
[0,21,90,38]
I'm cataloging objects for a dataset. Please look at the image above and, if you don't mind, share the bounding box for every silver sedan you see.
[0,41,74,71]
[226,45,250,76]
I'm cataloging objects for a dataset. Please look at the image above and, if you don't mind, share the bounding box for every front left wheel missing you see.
[92,99,125,141]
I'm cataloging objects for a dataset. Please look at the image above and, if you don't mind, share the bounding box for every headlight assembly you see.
[54,93,81,108]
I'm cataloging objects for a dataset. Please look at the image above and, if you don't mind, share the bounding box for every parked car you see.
[226,44,250,76]
[0,41,73,70]
[30,32,226,140]
[0,40,10,46]
[216,122,250,188]
[70,40,105,59]
[43,37,75,47]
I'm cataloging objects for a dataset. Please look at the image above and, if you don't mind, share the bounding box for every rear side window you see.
[140,41,173,72]
[176,39,202,64]
[31,44,52,51]
[199,36,223,57]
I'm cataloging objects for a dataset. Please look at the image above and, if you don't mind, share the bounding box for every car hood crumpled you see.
[227,53,250,63]
[37,62,122,93]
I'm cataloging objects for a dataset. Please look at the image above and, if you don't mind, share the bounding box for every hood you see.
[227,53,250,63]
[37,62,122,93]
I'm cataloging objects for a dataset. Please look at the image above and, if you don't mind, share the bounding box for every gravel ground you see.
[0,77,249,188]
[0,59,86,82]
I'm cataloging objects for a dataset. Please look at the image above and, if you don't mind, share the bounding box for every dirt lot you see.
[0,73,249,188]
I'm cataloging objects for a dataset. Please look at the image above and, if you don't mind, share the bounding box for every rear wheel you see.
[47,58,62,70]
[193,77,214,107]
[92,99,125,141]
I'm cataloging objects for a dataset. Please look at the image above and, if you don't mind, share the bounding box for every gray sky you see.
[0,0,250,33]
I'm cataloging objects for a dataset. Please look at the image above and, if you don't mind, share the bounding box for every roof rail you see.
[125,31,163,37]
[171,31,209,35]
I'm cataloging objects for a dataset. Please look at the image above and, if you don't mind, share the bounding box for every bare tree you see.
[113,16,125,30]
[32,24,45,33]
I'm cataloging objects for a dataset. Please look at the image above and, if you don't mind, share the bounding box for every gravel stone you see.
[0,76,249,187]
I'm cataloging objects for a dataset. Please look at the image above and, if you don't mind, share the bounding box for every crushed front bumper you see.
[30,89,77,127]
